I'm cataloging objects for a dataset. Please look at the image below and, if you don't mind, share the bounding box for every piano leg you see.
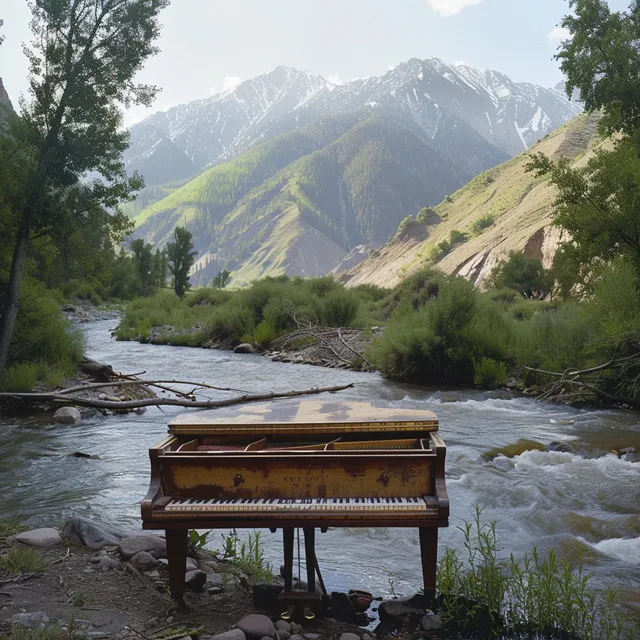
[282,527,294,592]
[303,527,316,593]
[166,528,188,607]
[419,527,438,603]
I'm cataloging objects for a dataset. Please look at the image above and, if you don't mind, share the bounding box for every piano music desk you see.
[141,399,449,611]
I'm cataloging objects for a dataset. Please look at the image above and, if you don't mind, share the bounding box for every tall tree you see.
[130,238,154,296]
[151,248,167,291]
[167,227,196,299]
[0,0,169,372]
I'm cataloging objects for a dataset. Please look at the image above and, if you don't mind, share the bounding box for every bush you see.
[0,363,41,392]
[60,279,102,305]
[471,214,495,235]
[474,358,508,388]
[489,251,553,299]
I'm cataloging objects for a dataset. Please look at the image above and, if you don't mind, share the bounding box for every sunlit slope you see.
[134,112,467,285]
[342,113,600,289]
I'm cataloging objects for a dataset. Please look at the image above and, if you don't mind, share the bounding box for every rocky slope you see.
[341,113,601,289]
[125,59,581,191]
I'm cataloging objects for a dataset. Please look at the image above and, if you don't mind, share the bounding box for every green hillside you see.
[134,112,467,285]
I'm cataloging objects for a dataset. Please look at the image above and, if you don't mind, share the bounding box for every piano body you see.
[141,399,449,609]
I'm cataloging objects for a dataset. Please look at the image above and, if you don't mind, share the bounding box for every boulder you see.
[338,635,359,640]
[288,636,305,640]
[15,528,61,548]
[290,624,302,634]
[234,343,256,354]
[378,596,424,628]
[99,556,120,571]
[274,621,291,633]
[62,517,128,549]
[185,569,207,592]
[276,632,290,640]
[118,534,166,559]
[236,614,276,639]
[186,556,199,571]
[211,631,246,640]
[206,572,224,587]
[10,612,49,628]
[129,551,157,572]
[421,611,443,632]
[546,441,573,453]
[53,407,81,424]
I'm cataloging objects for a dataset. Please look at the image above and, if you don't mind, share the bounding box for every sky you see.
[0,0,631,125]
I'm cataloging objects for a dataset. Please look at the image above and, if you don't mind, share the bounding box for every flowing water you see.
[1,320,639,613]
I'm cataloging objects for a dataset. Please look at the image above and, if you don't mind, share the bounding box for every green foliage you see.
[167,226,197,299]
[395,215,415,237]
[438,506,632,639]
[471,214,495,235]
[213,269,231,289]
[473,357,507,389]
[0,516,28,541]
[489,251,554,299]
[187,529,211,557]
[428,229,469,263]
[0,363,41,392]
[219,530,273,584]
[0,546,47,576]
[60,279,102,305]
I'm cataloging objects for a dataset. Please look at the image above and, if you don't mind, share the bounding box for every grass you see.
[438,506,637,639]
[0,546,48,575]
[0,516,28,541]
[220,529,274,583]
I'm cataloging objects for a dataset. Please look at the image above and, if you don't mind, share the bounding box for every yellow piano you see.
[141,399,449,610]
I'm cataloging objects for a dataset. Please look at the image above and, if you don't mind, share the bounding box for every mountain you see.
[340,113,601,289]
[125,59,581,189]
[133,111,467,285]
[0,78,14,132]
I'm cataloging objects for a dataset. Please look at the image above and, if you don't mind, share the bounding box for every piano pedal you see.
[303,607,315,621]
[280,605,295,621]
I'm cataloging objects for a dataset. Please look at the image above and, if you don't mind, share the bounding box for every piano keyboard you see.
[163,497,433,513]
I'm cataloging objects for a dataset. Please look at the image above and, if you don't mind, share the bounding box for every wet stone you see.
[211,631,246,640]
[236,614,276,639]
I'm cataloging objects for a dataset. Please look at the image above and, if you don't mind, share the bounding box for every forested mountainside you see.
[341,113,601,289]
[133,112,466,285]
[127,59,582,285]
[125,59,581,190]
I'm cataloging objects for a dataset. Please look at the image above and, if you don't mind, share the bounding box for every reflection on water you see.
[0,320,638,611]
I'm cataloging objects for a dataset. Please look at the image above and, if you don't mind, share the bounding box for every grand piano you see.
[141,399,449,611]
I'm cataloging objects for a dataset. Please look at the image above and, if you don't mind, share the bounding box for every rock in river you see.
[234,343,257,354]
[53,406,81,424]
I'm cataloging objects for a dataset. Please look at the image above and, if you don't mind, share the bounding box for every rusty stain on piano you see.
[141,399,449,613]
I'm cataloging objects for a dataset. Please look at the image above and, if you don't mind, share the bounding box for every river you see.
[1,320,639,614]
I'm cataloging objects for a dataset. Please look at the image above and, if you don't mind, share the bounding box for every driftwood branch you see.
[58,379,250,396]
[0,383,354,410]
[338,327,373,367]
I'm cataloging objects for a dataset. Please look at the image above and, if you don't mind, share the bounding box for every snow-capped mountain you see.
[125,58,582,187]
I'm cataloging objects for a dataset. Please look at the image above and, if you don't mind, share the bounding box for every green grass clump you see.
[220,529,273,584]
[0,516,28,541]
[471,214,495,235]
[438,506,634,639]
[474,357,507,389]
[0,363,41,392]
[0,546,47,575]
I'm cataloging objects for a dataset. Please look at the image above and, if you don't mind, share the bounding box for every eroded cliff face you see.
[0,78,13,110]
[342,113,601,290]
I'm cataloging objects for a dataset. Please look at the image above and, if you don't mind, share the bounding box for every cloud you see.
[548,25,571,42]
[427,0,485,17]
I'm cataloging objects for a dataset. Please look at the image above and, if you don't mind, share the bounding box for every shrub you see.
[474,358,507,388]
[0,546,47,575]
[489,251,553,299]
[0,363,41,392]
[471,214,495,235]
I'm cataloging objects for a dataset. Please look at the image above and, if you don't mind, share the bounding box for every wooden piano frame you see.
[141,400,449,611]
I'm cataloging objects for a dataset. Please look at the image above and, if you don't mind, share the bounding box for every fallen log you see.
[0,383,354,411]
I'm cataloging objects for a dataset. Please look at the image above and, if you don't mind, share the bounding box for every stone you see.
[234,343,257,354]
[275,632,290,640]
[10,612,49,628]
[618,447,636,456]
[53,406,82,424]
[288,636,305,640]
[290,624,302,634]
[63,517,128,549]
[206,572,224,587]
[274,621,291,633]
[304,635,321,640]
[208,586,224,595]
[99,556,120,571]
[361,635,373,640]
[118,534,166,559]
[204,559,223,572]
[15,528,62,548]
[186,556,199,571]
[339,634,359,640]
[421,611,443,632]
[236,614,276,639]
[378,596,424,628]
[130,551,157,572]
[546,441,573,453]
[185,569,207,592]
[147,569,160,579]
[211,630,246,640]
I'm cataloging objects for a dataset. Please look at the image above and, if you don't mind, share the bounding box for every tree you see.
[167,227,196,299]
[213,269,231,289]
[130,239,154,296]
[152,248,167,291]
[488,251,554,299]
[0,0,168,372]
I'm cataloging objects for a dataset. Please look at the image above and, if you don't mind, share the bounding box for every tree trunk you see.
[0,217,31,372]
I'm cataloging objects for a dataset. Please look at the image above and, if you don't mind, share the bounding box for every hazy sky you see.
[0,0,630,125]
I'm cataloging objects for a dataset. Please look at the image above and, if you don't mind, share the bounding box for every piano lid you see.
[168,399,439,435]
